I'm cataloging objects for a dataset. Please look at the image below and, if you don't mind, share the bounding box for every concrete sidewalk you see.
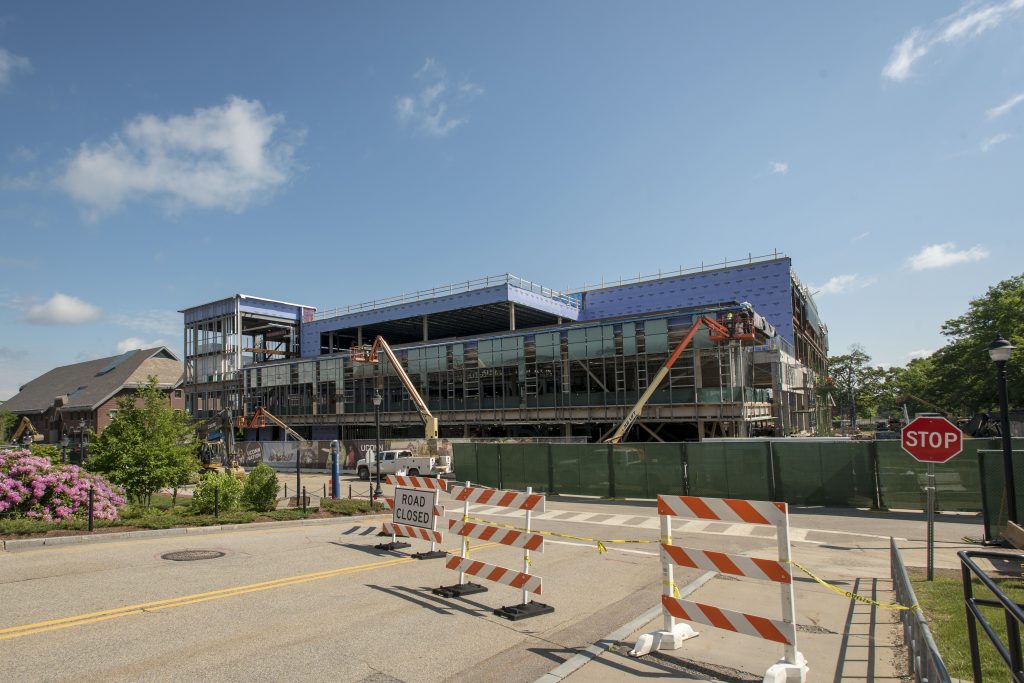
[541,537,975,682]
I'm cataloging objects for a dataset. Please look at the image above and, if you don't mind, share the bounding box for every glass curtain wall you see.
[242,314,771,419]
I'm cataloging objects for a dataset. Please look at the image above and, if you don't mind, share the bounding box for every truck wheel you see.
[408,468,419,476]
[358,467,369,481]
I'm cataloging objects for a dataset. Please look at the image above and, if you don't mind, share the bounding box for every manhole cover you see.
[161,550,225,562]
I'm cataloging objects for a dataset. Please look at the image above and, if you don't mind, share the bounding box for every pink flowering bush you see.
[0,448,125,522]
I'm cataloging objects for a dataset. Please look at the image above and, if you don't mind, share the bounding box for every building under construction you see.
[180,253,827,442]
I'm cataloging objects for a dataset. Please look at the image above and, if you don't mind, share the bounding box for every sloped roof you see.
[2,347,183,415]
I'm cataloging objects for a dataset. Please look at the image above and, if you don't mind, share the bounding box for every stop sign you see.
[901,416,963,463]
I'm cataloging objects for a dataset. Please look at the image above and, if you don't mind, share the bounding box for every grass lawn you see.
[911,573,1024,681]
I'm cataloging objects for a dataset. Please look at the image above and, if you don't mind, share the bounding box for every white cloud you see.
[907,242,990,270]
[24,293,103,325]
[10,146,37,162]
[769,161,789,175]
[112,309,180,337]
[882,0,1024,82]
[0,47,31,87]
[981,132,1012,151]
[57,97,299,218]
[987,92,1024,119]
[852,231,871,242]
[908,349,934,360]
[396,58,483,137]
[810,274,874,296]
[116,337,167,354]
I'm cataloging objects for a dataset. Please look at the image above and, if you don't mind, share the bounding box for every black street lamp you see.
[372,389,383,500]
[988,333,1017,524]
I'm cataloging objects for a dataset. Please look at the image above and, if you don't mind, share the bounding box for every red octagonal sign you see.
[901,416,963,464]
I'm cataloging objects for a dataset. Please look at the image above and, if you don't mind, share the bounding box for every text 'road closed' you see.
[392,487,437,530]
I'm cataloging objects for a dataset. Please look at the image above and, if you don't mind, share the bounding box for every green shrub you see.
[241,463,279,512]
[190,472,243,514]
[27,443,62,465]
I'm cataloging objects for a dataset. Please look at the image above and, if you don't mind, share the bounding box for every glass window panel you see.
[646,319,668,354]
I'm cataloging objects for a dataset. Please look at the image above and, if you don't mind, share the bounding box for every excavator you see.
[350,336,440,442]
[603,310,758,445]
[10,417,43,445]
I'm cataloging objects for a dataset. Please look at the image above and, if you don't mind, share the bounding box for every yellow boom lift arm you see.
[603,314,749,445]
[351,336,440,440]
[239,406,307,442]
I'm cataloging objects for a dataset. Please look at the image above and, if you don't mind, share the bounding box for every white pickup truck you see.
[356,449,451,481]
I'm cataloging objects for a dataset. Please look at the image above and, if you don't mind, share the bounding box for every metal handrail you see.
[891,538,952,683]
[314,274,580,320]
[960,549,1024,682]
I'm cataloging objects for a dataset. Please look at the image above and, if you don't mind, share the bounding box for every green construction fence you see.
[453,438,1024,512]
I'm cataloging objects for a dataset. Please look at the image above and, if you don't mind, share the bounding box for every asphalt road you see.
[0,492,984,682]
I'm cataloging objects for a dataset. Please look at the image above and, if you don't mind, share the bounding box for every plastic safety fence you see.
[876,439,1001,512]
[453,438,1022,510]
[685,441,772,501]
[770,440,875,507]
[978,447,1024,541]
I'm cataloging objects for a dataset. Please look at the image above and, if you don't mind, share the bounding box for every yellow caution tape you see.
[462,517,917,611]
[467,516,657,555]
[662,581,681,599]
[783,560,918,611]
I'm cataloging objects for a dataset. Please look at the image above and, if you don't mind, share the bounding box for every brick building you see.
[2,347,184,444]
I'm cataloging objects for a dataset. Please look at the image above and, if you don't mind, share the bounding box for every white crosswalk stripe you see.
[444,505,899,543]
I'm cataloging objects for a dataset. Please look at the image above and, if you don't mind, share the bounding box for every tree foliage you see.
[818,345,887,421]
[86,377,199,505]
[826,274,1023,422]
[241,462,279,512]
[192,471,243,514]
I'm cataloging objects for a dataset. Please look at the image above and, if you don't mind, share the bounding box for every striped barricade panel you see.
[384,497,445,517]
[385,475,448,492]
[449,485,545,512]
[656,495,786,527]
[448,519,544,551]
[659,545,790,584]
[444,554,543,594]
[382,522,442,544]
[660,596,795,646]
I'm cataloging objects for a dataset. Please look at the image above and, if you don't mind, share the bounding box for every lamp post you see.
[988,333,1017,524]
[79,418,87,465]
[60,433,68,464]
[372,389,383,500]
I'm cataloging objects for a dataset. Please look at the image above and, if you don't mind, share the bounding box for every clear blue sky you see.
[2,2,1022,398]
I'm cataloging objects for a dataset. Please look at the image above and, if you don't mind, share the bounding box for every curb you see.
[0,513,388,552]
[534,571,717,683]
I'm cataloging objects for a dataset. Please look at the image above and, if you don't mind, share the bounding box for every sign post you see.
[901,416,963,581]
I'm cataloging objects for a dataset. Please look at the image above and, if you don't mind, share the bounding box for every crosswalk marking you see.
[445,505,898,544]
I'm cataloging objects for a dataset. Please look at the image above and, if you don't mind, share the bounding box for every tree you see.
[0,412,17,443]
[819,345,886,426]
[87,377,199,505]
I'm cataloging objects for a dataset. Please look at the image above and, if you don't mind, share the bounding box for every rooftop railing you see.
[568,250,787,293]
[314,274,580,321]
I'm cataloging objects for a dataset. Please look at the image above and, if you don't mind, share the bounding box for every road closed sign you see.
[393,487,437,530]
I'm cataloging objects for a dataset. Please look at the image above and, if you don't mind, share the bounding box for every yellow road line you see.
[0,542,495,641]
[2,518,390,557]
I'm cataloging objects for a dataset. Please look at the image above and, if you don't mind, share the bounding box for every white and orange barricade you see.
[377,475,447,559]
[630,495,808,683]
[433,482,553,621]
